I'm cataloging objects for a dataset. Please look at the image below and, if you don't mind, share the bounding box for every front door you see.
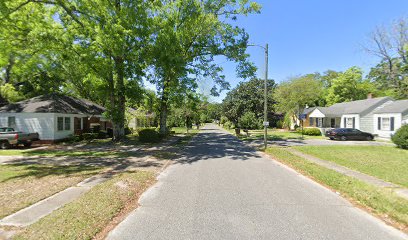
[330,118,335,128]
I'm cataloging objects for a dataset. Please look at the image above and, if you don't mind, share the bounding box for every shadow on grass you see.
[0,164,102,183]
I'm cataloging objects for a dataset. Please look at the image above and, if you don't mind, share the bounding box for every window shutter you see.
[310,117,313,126]
[316,118,318,127]
[390,117,395,131]
[378,117,381,130]
[343,118,346,128]
[352,117,356,129]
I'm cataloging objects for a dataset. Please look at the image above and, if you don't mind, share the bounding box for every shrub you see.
[392,125,408,149]
[138,128,160,143]
[224,121,234,129]
[220,116,228,125]
[238,112,261,130]
[276,120,284,129]
[301,128,322,136]
[82,133,99,140]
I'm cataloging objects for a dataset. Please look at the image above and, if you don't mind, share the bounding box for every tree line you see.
[220,17,408,130]
[0,0,261,140]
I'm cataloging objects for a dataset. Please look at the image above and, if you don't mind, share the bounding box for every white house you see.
[308,97,392,134]
[373,100,408,138]
[0,94,110,142]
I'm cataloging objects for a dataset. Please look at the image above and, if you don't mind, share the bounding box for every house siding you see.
[0,112,55,140]
[373,113,403,138]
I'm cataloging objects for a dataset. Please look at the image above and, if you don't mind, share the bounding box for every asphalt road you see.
[107,124,407,240]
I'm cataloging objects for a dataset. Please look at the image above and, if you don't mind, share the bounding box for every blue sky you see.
[205,0,408,102]
[143,1,408,102]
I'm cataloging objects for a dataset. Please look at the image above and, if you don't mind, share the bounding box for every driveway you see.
[107,124,406,240]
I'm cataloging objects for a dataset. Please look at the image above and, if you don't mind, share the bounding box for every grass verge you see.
[265,147,408,232]
[0,164,102,218]
[14,171,156,240]
[294,145,408,188]
[221,126,324,141]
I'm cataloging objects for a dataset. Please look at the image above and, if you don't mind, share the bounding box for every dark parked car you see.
[325,128,374,141]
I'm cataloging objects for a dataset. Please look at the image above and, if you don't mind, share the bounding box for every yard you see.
[0,164,103,218]
[223,127,325,141]
[13,171,155,240]
[265,147,408,231]
[294,145,408,188]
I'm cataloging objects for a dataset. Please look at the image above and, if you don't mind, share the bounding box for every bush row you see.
[297,127,322,136]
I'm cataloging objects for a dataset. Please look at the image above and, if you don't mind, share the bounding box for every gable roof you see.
[302,107,317,115]
[309,97,392,117]
[374,100,408,114]
[0,94,105,115]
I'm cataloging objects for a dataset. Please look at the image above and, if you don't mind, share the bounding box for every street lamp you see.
[249,43,269,150]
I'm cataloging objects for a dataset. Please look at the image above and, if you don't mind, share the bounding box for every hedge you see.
[392,125,408,149]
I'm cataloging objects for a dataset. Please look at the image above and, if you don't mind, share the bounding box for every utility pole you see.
[248,43,269,150]
[263,44,268,150]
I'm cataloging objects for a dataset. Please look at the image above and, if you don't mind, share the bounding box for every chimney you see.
[367,93,373,99]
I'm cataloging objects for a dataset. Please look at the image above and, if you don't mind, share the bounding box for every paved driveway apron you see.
[107,124,407,240]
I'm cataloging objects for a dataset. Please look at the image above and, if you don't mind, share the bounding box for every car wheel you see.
[366,136,373,141]
[341,136,347,141]
[23,142,32,148]
[0,141,11,149]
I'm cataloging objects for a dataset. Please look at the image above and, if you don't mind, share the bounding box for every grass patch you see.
[294,145,408,188]
[171,127,200,135]
[221,127,324,141]
[265,147,408,230]
[0,164,102,218]
[14,171,155,240]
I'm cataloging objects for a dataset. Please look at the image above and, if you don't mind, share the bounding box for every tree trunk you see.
[5,54,14,84]
[159,77,171,135]
[112,56,126,141]
[159,94,168,135]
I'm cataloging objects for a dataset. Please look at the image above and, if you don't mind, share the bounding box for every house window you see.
[57,117,64,131]
[309,117,314,126]
[8,116,16,129]
[381,117,390,131]
[65,117,71,131]
[346,118,354,128]
[330,118,336,128]
[317,118,323,127]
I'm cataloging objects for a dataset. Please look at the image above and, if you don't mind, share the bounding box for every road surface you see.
[107,124,406,240]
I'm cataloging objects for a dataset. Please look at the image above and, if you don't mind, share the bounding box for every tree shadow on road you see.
[176,130,262,164]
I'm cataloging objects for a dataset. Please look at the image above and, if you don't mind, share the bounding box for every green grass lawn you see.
[0,164,102,218]
[14,171,155,240]
[265,147,408,231]
[294,145,408,188]
[171,126,200,134]
[222,127,324,141]
[0,149,133,158]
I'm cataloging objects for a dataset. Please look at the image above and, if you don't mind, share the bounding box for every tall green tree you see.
[1,0,153,140]
[365,17,408,99]
[325,67,376,105]
[274,74,323,118]
[148,0,260,135]
[222,78,275,124]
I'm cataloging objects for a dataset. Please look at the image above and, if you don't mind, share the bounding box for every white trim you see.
[309,108,325,118]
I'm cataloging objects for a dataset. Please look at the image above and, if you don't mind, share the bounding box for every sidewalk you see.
[286,148,408,200]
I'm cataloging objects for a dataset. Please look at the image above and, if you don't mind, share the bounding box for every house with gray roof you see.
[308,97,394,135]
[0,94,111,141]
[373,100,408,138]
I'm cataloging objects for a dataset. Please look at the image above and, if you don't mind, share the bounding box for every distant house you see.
[0,94,111,142]
[306,96,408,138]
[291,107,316,129]
[373,100,408,138]
[127,108,156,130]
